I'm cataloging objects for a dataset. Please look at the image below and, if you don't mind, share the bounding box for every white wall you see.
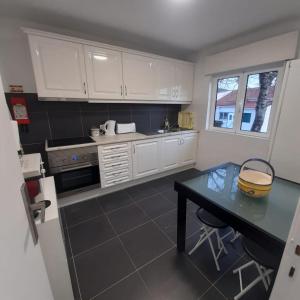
[188,18,300,170]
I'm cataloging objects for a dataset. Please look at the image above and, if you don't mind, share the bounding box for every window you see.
[213,76,239,129]
[209,67,282,136]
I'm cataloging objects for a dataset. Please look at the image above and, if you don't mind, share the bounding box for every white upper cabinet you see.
[28,35,88,98]
[84,46,123,99]
[122,53,158,100]
[174,62,194,102]
[156,59,176,101]
[25,29,194,103]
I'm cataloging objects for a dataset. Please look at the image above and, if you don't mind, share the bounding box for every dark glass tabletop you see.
[179,163,300,243]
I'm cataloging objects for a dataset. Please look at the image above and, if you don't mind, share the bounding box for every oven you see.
[47,145,100,194]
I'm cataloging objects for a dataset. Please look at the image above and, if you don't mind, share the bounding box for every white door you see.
[161,136,181,170]
[132,139,161,178]
[0,75,54,300]
[270,197,300,300]
[174,62,194,103]
[84,46,123,99]
[180,133,198,165]
[270,60,300,183]
[28,35,87,98]
[122,53,157,100]
[157,59,176,101]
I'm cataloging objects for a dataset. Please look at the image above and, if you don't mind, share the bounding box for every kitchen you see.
[1,1,300,300]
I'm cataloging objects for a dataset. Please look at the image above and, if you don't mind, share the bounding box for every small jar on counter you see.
[90,127,100,137]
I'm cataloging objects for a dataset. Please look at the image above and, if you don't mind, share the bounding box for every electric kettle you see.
[100,120,116,136]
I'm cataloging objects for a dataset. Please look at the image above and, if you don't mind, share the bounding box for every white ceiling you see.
[1,0,300,57]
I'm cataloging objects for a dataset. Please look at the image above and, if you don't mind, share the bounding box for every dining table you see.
[175,162,300,257]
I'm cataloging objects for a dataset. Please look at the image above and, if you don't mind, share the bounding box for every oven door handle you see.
[59,163,94,172]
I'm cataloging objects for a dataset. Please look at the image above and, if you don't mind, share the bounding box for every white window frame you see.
[207,65,284,139]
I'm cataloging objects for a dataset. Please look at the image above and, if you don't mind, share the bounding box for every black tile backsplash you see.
[5,93,181,161]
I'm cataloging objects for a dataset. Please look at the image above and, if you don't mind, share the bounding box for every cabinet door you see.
[85,46,123,99]
[175,62,194,103]
[161,136,181,170]
[28,35,87,98]
[180,133,198,165]
[132,139,161,178]
[122,53,157,100]
[157,60,176,101]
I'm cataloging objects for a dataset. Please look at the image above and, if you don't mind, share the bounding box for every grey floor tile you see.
[199,286,226,300]
[69,215,116,255]
[75,238,135,300]
[98,190,133,213]
[155,209,202,243]
[139,249,211,300]
[64,198,103,227]
[186,232,241,284]
[169,168,202,182]
[161,188,178,204]
[108,204,149,234]
[67,258,81,300]
[126,182,157,201]
[120,221,173,267]
[150,177,174,193]
[93,273,153,300]
[137,193,176,219]
[215,257,269,300]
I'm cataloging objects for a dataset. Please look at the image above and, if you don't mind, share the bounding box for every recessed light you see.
[94,55,108,61]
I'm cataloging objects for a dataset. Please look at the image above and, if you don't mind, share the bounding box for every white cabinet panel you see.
[132,139,161,178]
[157,60,176,101]
[161,136,181,170]
[123,53,158,100]
[98,143,132,187]
[174,62,194,102]
[28,35,87,98]
[84,46,123,99]
[180,133,198,165]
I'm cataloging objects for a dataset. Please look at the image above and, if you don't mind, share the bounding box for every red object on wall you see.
[10,97,30,124]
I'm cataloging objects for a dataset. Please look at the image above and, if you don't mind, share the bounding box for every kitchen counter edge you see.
[45,130,198,152]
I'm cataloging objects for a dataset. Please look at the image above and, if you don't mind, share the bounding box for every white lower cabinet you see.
[180,133,198,165]
[161,136,181,171]
[132,138,162,179]
[98,133,198,187]
[98,143,133,187]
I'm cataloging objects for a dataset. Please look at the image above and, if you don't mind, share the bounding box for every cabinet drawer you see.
[98,142,132,188]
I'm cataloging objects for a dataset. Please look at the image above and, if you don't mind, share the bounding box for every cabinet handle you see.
[121,85,123,96]
[133,144,135,153]
[125,85,128,96]
[83,82,87,94]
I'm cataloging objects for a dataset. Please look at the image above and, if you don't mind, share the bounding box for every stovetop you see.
[47,136,95,148]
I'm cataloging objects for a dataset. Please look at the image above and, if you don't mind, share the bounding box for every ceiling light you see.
[94,55,108,60]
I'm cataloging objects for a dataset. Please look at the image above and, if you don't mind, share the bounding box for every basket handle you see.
[240,158,275,183]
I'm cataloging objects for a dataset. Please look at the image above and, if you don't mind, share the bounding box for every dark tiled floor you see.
[61,169,267,300]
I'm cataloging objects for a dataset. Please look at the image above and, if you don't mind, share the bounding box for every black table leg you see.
[177,192,187,252]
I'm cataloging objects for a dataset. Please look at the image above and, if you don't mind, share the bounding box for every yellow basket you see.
[238,158,275,198]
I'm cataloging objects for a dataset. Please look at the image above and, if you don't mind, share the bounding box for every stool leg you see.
[188,226,215,255]
[255,263,269,291]
[207,229,221,271]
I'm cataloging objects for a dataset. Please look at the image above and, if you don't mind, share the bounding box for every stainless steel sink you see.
[142,128,192,136]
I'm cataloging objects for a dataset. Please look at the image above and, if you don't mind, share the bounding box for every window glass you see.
[240,71,278,133]
[213,77,239,129]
